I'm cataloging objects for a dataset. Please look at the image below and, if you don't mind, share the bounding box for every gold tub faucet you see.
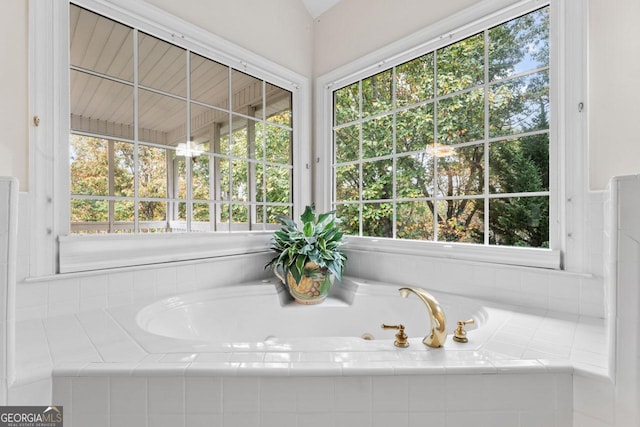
[398,287,447,348]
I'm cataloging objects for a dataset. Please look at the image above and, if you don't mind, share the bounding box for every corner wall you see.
[0,177,18,404]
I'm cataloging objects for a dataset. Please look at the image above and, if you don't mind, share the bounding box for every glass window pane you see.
[255,163,265,203]
[138,32,186,97]
[362,159,393,200]
[362,203,393,237]
[335,164,359,202]
[362,70,393,117]
[232,204,248,223]
[397,201,434,240]
[489,196,549,247]
[190,103,229,155]
[334,82,359,125]
[489,7,550,81]
[192,203,210,223]
[396,153,434,199]
[489,134,549,194]
[266,205,291,224]
[71,199,108,223]
[437,88,484,144]
[336,204,360,236]
[114,200,134,222]
[437,33,484,96]
[335,125,359,164]
[230,115,254,159]
[139,201,166,222]
[138,145,168,198]
[70,135,108,196]
[231,69,263,116]
[70,5,134,82]
[266,83,292,127]
[190,52,229,106]
[113,141,134,197]
[396,53,434,107]
[192,154,211,201]
[362,115,393,159]
[70,70,134,140]
[231,160,248,201]
[396,104,434,153]
[436,199,484,243]
[436,145,484,197]
[265,125,291,164]
[489,70,549,138]
[138,89,187,145]
[265,165,291,203]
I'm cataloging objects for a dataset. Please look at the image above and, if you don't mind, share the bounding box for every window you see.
[69,4,294,234]
[332,7,550,248]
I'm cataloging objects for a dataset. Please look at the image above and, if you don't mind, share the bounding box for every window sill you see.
[58,232,273,273]
[343,236,561,270]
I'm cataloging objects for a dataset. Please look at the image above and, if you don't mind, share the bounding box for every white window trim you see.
[314,0,588,271]
[29,0,311,276]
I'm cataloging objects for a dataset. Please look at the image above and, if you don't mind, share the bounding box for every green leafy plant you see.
[265,205,347,284]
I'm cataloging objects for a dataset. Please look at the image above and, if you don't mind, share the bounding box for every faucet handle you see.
[381,324,409,348]
[452,319,475,343]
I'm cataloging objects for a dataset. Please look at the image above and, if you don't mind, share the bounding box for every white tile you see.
[446,411,519,427]
[295,412,334,427]
[409,411,445,427]
[8,377,51,405]
[222,377,260,413]
[260,377,296,413]
[371,376,408,412]
[80,275,108,299]
[372,411,408,427]
[110,414,149,427]
[186,413,222,427]
[334,412,371,427]
[149,413,185,427]
[110,377,148,415]
[222,412,259,427]
[334,376,371,413]
[73,410,108,427]
[408,374,445,413]
[52,377,73,408]
[71,377,109,416]
[294,377,335,413]
[148,377,185,415]
[49,278,80,304]
[185,377,222,414]
[573,375,615,424]
[16,282,48,309]
[260,412,297,427]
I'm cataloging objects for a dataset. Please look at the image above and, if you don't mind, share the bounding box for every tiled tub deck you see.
[14,278,607,427]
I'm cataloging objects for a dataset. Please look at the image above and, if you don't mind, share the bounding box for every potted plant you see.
[265,205,347,304]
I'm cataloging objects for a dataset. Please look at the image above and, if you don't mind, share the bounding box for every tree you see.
[333,7,550,248]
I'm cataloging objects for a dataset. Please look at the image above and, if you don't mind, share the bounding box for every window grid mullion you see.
[432,48,439,242]
[483,29,490,245]
[358,80,363,237]
[133,28,140,233]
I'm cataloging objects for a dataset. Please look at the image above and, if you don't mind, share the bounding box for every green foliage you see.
[265,205,347,283]
[333,7,551,248]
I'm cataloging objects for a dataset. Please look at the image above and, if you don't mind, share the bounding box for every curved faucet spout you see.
[399,287,447,348]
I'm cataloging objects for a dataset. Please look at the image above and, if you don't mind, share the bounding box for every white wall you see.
[312,0,477,77]
[145,0,313,77]
[588,0,640,190]
[0,1,28,191]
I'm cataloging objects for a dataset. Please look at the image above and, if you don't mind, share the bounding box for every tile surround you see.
[7,178,640,427]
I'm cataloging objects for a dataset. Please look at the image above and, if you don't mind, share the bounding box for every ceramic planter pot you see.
[275,261,334,304]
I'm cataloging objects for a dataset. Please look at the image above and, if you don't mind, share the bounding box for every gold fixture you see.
[452,319,475,343]
[398,287,447,348]
[381,323,409,348]
[33,116,40,127]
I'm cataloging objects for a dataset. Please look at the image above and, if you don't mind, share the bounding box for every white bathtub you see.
[128,277,490,353]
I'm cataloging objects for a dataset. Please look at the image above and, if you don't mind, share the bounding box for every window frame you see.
[29,0,311,275]
[315,0,587,270]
